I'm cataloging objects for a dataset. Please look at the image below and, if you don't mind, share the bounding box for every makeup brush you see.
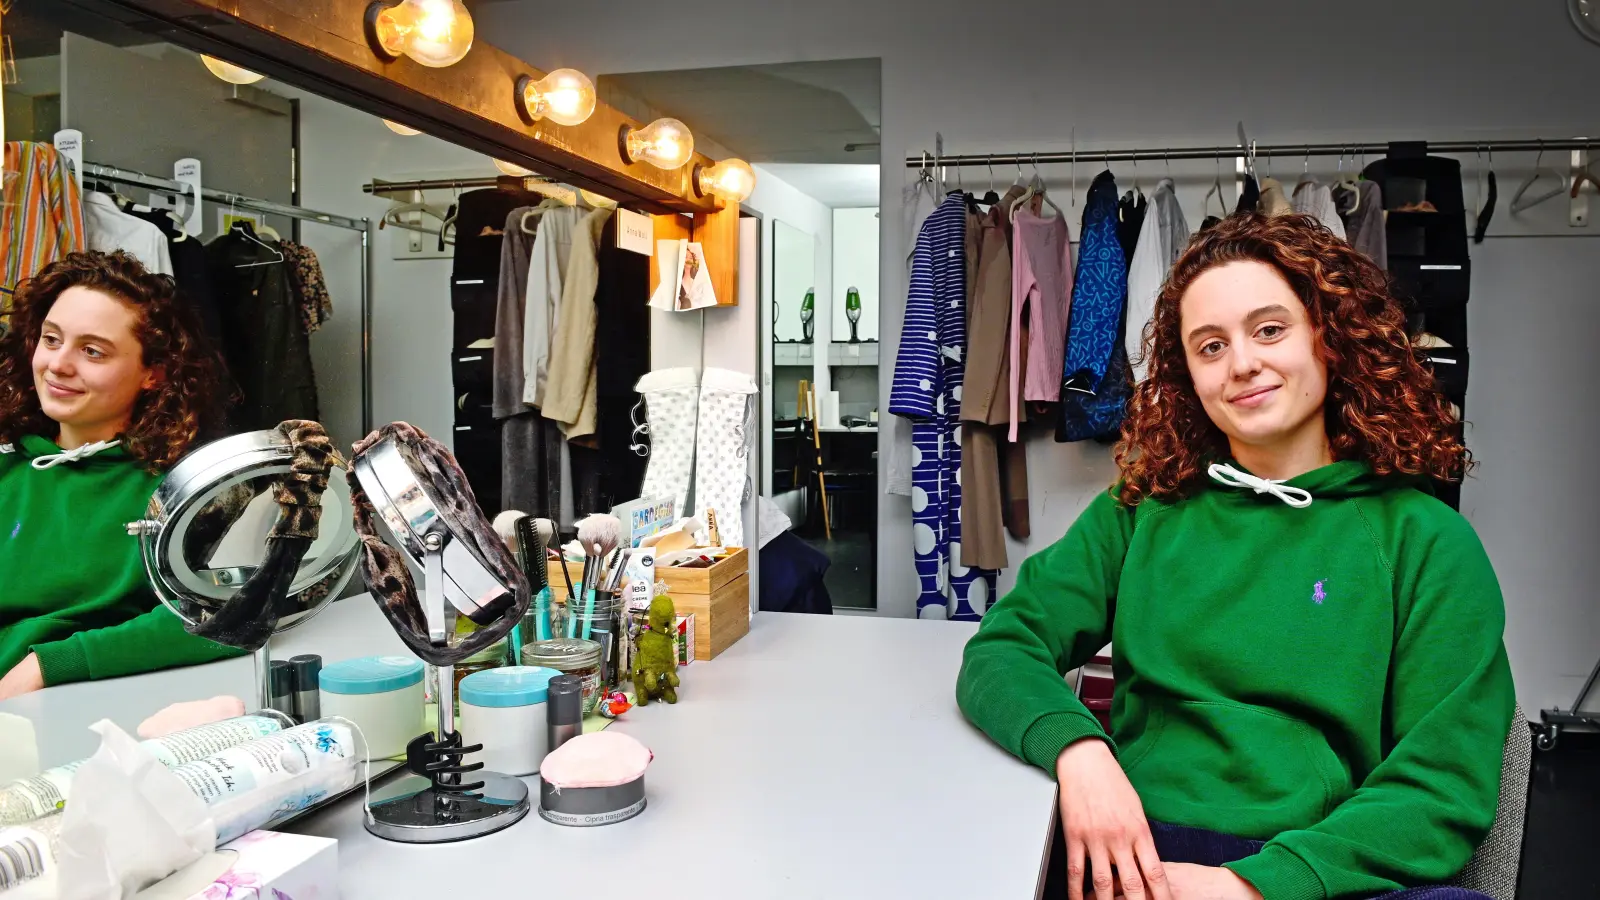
[516,516,555,641]
[574,514,622,641]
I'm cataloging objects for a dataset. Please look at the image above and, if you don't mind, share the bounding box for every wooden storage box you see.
[551,548,750,661]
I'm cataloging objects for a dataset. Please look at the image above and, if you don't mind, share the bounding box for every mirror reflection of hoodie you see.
[0,436,241,685]
[958,461,1514,899]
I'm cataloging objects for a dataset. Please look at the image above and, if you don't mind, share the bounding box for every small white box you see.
[181,831,338,900]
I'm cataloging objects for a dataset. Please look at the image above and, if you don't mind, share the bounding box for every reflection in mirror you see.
[603,59,882,611]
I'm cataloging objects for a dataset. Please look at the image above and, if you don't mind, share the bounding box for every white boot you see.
[635,367,701,519]
[691,368,758,547]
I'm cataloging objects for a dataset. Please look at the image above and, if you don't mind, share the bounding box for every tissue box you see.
[186,831,337,900]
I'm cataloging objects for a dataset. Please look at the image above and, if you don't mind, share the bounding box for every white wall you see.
[461,0,1600,713]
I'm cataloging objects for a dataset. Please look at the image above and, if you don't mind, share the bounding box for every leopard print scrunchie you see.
[178,419,337,651]
[349,423,529,667]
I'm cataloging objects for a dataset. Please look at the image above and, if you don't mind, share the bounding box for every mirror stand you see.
[364,535,531,844]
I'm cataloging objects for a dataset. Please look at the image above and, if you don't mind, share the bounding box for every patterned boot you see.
[690,368,758,548]
[635,367,701,519]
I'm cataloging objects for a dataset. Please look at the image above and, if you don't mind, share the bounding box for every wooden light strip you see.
[85,0,722,214]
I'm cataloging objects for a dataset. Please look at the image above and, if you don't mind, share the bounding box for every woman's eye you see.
[84,346,105,360]
[40,334,61,348]
[1257,324,1286,340]
[1199,340,1225,357]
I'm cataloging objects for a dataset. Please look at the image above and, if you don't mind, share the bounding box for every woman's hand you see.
[1162,863,1263,900]
[1057,738,1172,900]
[0,653,45,700]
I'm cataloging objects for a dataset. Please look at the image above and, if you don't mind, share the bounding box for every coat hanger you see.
[1295,145,1316,190]
[1570,143,1599,199]
[1070,128,1077,207]
[379,200,449,233]
[229,218,284,268]
[1028,153,1064,221]
[1008,153,1042,220]
[1203,152,1228,218]
[1511,142,1568,213]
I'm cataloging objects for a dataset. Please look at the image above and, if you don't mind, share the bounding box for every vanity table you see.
[0,601,1057,899]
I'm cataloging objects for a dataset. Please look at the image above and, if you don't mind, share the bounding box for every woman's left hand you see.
[0,653,45,700]
[1160,864,1262,900]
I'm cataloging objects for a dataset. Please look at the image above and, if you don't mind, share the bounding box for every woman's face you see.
[32,286,156,439]
[1179,261,1328,456]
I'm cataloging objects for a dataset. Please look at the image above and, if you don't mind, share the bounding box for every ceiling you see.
[757,164,879,208]
[600,58,880,166]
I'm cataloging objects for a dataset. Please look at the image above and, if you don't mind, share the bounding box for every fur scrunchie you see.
[349,423,529,667]
[178,419,338,651]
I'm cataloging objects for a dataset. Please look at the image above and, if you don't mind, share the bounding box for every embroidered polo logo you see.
[1312,579,1329,605]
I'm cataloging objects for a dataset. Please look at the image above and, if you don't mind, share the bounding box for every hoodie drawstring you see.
[31,439,121,470]
[1207,462,1314,508]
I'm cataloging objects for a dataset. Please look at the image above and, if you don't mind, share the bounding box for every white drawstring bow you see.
[31,439,121,470]
[1207,462,1313,508]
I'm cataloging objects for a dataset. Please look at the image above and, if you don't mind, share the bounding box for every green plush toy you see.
[632,594,680,705]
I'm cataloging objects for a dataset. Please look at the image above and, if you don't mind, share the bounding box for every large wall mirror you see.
[599,58,882,611]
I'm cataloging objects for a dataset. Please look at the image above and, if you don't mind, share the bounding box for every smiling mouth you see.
[44,380,84,398]
[1228,385,1280,405]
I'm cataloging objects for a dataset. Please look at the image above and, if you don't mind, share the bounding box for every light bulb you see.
[201,55,265,85]
[494,159,533,178]
[366,0,474,68]
[517,69,597,127]
[383,119,421,136]
[620,118,694,170]
[696,158,756,203]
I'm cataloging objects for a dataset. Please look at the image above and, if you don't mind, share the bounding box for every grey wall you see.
[478,0,1600,716]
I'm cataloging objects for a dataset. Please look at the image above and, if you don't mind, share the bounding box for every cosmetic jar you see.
[521,638,602,717]
[319,656,426,760]
[538,731,651,827]
[458,666,561,776]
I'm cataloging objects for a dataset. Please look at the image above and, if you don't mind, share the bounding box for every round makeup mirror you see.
[127,428,361,701]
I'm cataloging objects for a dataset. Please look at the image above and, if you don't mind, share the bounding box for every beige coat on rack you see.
[542,205,614,442]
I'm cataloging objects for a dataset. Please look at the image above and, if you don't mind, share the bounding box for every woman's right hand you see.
[1057,738,1172,900]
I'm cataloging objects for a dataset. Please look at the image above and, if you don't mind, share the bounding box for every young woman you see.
[958,214,1513,900]
[0,251,241,699]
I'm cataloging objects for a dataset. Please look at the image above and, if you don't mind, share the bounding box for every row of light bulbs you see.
[200,0,756,202]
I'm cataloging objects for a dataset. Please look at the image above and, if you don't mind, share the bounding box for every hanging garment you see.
[889,193,997,621]
[453,187,539,517]
[1058,172,1131,443]
[543,206,614,442]
[1125,177,1191,382]
[126,208,221,351]
[1291,180,1348,239]
[1473,172,1497,244]
[82,192,174,276]
[1009,206,1074,431]
[1338,181,1388,269]
[522,205,584,409]
[635,367,700,520]
[1234,173,1260,215]
[492,205,562,520]
[887,174,945,499]
[1116,190,1147,270]
[691,368,758,548]
[206,227,319,430]
[958,191,1027,571]
[280,242,333,335]
[1,142,86,316]
[591,216,651,509]
[1259,177,1293,216]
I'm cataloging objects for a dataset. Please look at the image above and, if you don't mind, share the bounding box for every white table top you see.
[2,600,1057,899]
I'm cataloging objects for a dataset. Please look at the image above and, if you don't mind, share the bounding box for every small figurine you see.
[632,594,681,705]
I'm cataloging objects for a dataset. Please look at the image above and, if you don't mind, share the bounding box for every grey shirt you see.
[492,206,542,419]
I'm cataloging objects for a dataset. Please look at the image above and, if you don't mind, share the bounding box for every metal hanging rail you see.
[84,161,375,434]
[363,174,560,195]
[905,137,1597,168]
[86,162,367,231]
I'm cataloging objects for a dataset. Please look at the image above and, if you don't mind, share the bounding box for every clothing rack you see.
[905,137,1597,169]
[84,162,376,433]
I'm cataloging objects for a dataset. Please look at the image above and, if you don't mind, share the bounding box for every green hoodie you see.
[0,435,242,685]
[957,461,1514,900]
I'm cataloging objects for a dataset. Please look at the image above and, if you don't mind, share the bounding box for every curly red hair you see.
[0,251,222,471]
[1114,213,1468,505]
